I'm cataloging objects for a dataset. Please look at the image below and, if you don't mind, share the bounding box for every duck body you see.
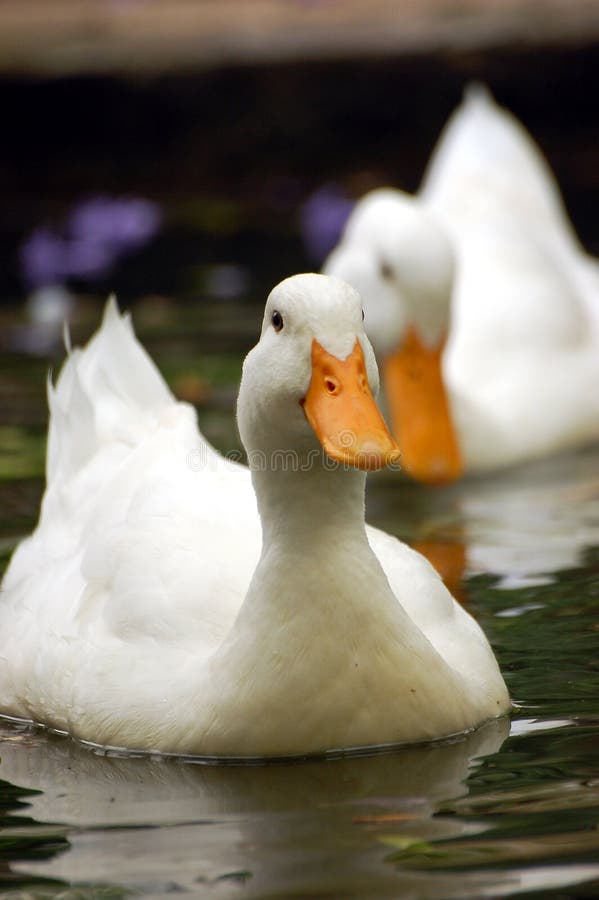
[423,86,599,470]
[440,214,599,471]
[325,88,599,477]
[0,277,508,756]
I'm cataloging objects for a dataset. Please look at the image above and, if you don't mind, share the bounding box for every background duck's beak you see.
[383,327,463,485]
[301,338,401,471]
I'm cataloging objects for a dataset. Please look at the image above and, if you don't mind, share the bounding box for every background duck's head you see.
[323,189,463,485]
[237,273,400,473]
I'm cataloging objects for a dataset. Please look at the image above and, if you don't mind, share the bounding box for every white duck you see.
[0,274,508,756]
[324,86,599,483]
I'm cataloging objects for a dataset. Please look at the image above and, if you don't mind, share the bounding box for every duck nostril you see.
[325,378,338,394]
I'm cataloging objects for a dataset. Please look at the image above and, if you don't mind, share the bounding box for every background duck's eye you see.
[271,310,284,332]
[380,261,393,280]
[362,308,365,321]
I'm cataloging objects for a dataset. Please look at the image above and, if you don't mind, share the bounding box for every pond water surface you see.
[0,300,598,899]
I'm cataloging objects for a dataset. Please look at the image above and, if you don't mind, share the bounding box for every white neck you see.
[218,449,406,669]
[250,451,367,551]
[232,450,406,646]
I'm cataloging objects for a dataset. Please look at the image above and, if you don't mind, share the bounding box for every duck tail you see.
[46,296,174,486]
[462,81,494,110]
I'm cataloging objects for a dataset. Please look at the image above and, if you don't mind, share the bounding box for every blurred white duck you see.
[0,274,508,756]
[324,86,599,483]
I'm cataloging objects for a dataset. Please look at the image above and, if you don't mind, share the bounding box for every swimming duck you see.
[0,274,508,756]
[324,87,599,483]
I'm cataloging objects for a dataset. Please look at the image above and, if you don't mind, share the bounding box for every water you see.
[0,299,598,899]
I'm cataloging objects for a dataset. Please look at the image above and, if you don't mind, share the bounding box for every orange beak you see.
[301,339,401,471]
[383,327,463,485]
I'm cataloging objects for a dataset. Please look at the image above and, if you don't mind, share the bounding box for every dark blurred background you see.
[1,0,599,311]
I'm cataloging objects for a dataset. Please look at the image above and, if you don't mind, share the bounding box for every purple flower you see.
[64,237,117,280]
[67,196,162,255]
[299,183,354,264]
[19,228,68,289]
[19,195,162,289]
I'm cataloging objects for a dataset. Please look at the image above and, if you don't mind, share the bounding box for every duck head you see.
[237,273,400,473]
[323,188,463,485]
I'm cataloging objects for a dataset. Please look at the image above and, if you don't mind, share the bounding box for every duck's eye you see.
[271,310,284,332]
[362,308,365,321]
[380,261,393,280]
